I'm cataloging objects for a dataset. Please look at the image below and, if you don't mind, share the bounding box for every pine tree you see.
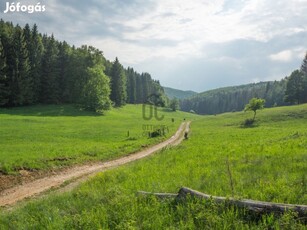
[126,67,136,103]
[40,35,59,103]
[110,57,127,106]
[19,24,34,104]
[0,39,9,106]
[28,24,43,103]
[284,70,304,104]
[7,25,31,105]
[141,73,150,102]
[1,21,15,106]
[300,52,307,103]
[135,75,142,103]
[300,52,307,76]
[68,46,89,102]
[57,41,71,103]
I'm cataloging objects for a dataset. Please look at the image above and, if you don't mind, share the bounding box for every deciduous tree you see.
[169,98,180,111]
[244,98,265,121]
[80,66,111,113]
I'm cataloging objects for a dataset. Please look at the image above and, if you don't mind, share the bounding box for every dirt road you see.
[0,122,190,207]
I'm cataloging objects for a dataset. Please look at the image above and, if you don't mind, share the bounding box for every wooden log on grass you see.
[138,191,177,200]
[178,187,307,218]
[138,187,307,218]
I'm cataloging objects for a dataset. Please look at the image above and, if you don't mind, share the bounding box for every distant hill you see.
[180,80,289,115]
[164,87,197,99]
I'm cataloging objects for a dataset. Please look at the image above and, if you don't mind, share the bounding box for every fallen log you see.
[138,191,177,200]
[137,187,307,218]
[178,187,307,218]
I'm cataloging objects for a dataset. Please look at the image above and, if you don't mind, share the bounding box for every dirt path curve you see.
[0,122,190,207]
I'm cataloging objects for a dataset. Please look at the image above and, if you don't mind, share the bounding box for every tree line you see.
[180,54,307,115]
[180,81,288,115]
[0,20,167,112]
[284,53,307,105]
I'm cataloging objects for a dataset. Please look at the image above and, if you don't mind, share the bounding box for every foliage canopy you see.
[244,98,265,120]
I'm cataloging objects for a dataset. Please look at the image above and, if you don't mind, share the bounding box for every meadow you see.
[0,104,197,174]
[1,104,307,229]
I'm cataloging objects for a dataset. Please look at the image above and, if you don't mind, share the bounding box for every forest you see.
[0,20,167,113]
[180,55,307,115]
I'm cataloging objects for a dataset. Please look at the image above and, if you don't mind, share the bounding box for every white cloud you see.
[92,0,307,64]
[269,48,306,62]
[269,50,294,62]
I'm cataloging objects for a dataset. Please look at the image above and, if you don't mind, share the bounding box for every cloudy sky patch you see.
[1,0,307,91]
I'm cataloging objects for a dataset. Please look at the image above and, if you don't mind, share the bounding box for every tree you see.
[110,57,127,106]
[57,41,71,103]
[169,98,180,111]
[300,52,307,103]
[0,39,9,106]
[80,66,111,113]
[9,25,31,105]
[284,70,304,104]
[126,67,136,103]
[244,98,265,121]
[40,35,59,103]
[135,75,142,103]
[28,24,43,102]
[300,51,307,76]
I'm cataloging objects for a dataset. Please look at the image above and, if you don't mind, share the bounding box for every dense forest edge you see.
[0,20,168,113]
[180,59,307,115]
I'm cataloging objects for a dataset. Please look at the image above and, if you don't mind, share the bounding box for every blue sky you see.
[1,0,307,92]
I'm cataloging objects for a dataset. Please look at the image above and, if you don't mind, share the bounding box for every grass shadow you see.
[0,104,101,117]
[240,118,259,128]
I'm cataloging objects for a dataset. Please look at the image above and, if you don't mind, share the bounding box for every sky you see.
[1,0,307,92]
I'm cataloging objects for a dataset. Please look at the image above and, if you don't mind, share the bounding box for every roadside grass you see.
[1,104,307,229]
[0,104,198,174]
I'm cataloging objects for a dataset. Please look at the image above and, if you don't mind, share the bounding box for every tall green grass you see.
[1,104,307,229]
[0,104,198,174]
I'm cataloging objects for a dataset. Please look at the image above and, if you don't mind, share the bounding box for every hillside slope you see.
[180,80,288,114]
[163,86,197,99]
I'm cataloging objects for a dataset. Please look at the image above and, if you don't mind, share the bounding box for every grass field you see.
[0,104,198,174]
[1,104,307,229]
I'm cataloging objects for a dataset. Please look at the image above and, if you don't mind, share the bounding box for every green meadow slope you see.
[0,104,198,174]
[1,104,307,229]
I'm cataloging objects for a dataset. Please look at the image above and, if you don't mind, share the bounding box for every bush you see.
[149,129,162,138]
[149,127,168,138]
